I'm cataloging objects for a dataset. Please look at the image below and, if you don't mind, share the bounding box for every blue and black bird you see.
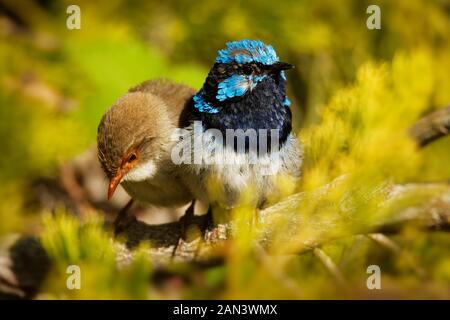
[179,40,303,209]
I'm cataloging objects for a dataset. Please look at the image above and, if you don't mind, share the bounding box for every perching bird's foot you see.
[180,200,196,240]
[200,206,230,244]
[202,206,216,242]
[113,199,135,237]
[172,200,196,258]
[172,203,218,258]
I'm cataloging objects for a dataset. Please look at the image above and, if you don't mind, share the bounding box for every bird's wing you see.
[129,79,196,124]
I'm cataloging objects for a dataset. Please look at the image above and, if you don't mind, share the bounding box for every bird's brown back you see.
[128,79,196,127]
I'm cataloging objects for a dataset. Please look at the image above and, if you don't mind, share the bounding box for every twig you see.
[366,233,400,253]
[410,105,450,147]
[313,248,346,286]
[113,181,450,267]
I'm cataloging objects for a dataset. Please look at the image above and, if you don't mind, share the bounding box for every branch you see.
[410,105,450,147]
[116,181,450,266]
[2,182,450,299]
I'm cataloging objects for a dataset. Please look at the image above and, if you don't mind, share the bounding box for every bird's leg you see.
[202,205,228,243]
[203,205,214,238]
[172,200,196,258]
[179,200,196,241]
[113,199,135,237]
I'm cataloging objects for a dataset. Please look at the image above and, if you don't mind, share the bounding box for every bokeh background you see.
[1,0,450,299]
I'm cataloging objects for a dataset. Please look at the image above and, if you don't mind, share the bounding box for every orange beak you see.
[108,169,124,200]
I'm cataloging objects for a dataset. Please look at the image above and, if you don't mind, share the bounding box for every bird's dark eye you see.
[242,65,253,75]
[128,153,137,162]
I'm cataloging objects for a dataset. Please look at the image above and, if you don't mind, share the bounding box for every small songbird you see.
[179,40,303,208]
[97,79,196,228]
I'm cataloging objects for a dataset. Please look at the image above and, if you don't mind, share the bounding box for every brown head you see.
[97,92,174,200]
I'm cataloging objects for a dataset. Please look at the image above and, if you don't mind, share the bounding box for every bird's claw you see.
[113,199,135,237]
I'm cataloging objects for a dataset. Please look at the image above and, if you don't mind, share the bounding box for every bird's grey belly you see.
[121,178,192,207]
[180,127,303,208]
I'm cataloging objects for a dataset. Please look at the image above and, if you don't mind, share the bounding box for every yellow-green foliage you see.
[220,51,450,299]
[40,211,152,299]
[0,0,449,299]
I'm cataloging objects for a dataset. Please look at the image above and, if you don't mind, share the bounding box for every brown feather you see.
[97,79,195,181]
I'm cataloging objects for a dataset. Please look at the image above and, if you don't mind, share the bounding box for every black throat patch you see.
[185,76,292,153]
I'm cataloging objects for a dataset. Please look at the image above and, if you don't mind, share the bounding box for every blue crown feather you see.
[215,40,279,65]
[193,40,291,113]
[216,74,266,101]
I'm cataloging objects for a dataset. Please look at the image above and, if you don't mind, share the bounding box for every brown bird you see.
[97,79,196,231]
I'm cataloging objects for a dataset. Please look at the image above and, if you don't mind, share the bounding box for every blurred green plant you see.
[41,211,152,299]
[0,0,449,299]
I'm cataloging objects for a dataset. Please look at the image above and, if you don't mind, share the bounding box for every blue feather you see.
[193,91,219,113]
[283,96,291,107]
[215,74,267,102]
[215,40,279,65]
[194,40,290,113]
